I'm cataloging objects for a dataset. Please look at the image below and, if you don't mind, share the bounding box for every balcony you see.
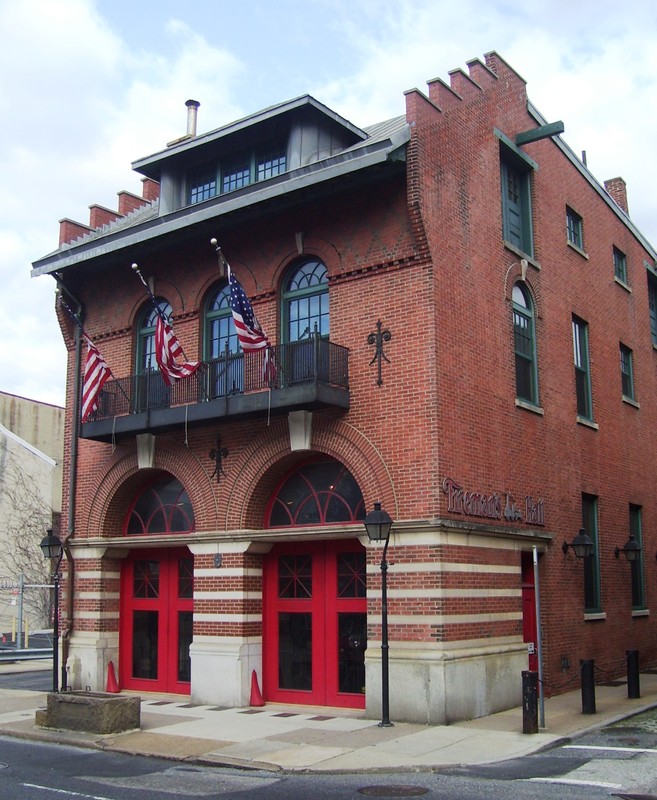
[81,337,349,442]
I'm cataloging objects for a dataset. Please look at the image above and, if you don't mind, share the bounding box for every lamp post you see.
[364,502,394,727]
[40,529,63,693]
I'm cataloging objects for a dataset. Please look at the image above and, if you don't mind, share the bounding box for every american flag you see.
[81,335,112,422]
[154,313,201,387]
[228,266,275,381]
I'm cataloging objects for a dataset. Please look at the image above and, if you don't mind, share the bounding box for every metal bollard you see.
[581,659,596,714]
[627,650,640,699]
[522,670,538,734]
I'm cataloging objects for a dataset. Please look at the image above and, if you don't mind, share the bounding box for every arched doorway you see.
[119,476,194,694]
[262,459,366,708]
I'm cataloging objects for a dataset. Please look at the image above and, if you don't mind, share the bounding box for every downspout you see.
[53,276,83,692]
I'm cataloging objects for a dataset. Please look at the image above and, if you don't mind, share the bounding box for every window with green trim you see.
[189,168,217,204]
[620,343,635,400]
[613,246,627,283]
[572,316,593,420]
[629,505,645,609]
[501,157,533,256]
[282,259,329,343]
[566,206,583,249]
[648,272,657,346]
[512,283,539,405]
[582,494,601,613]
[204,283,242,396]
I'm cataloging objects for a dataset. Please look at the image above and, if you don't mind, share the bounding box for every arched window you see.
[137,299,171,374]
[266,459,364,527]
[282,259,329,343]
[512,283,538,405]
[204,284,242,396]
[124,476,195,535]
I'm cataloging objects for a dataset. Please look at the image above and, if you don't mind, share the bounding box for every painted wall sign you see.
[441,477,545,526]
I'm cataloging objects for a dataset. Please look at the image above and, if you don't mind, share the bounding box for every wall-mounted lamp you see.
[615,535,641,562]
[562,528,593,559]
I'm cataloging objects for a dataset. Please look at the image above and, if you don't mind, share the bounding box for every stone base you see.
[36,691,141,734]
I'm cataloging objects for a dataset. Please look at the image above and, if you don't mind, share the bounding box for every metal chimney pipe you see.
[185,100,200,137]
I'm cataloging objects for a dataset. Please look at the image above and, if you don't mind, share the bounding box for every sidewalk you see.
[1,662,656,773]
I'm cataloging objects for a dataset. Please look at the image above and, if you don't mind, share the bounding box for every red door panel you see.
[120,548,193,694]
[263,539,366,709]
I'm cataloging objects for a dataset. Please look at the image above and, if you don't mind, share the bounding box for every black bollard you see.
[627,650,640,699]
[581,659,596,714]
[522,670,538,734]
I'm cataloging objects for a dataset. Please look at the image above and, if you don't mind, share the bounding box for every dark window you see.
[572,316,593,420]
[125,476,195,535]
[267,459,364,527]
[582,494,601,612]
[648,272,657,346]
[257,144,286,180]
[512,284,538,404]
[566,206,584,249]
[189,169,217,204]
[222,154,251,193]
[613,246,627,283]
[283,259,329,342]
[501,157,533,256]
[135,299,172,411]
[205,283,243,396]
[620,344,635,400]
[629,505,645,609]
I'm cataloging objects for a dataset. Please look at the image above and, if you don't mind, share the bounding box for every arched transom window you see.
[282,259,329,342]
[266,459,364,527]
[124,477,195,535]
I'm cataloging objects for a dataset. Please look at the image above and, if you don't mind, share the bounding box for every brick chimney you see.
[604,177,629,215]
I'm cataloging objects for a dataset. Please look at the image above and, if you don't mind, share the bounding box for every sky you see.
[1,0,656,407]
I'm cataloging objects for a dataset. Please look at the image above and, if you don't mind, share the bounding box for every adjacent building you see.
[31,52,657,724]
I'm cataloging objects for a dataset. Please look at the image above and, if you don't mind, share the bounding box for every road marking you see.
[23,785,114,800]
[525,777,623,789]
[565,744,657,754]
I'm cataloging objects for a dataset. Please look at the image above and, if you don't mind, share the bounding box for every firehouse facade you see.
[32,52,657,724]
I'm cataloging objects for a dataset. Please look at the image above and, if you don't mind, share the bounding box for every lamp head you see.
[364,502,393,543]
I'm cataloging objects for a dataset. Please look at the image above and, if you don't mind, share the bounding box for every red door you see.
[119,548,193,694]
[263,539,366,708]
[521,551,538,672]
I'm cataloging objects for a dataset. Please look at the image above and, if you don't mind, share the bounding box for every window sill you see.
[567,240,589,259]
[614,276,632,293]
[576,416,599,430]
[622,396,640,409]
[515,399,544,415]
[503,241,541,270]
[632,608,650,618]
[584,611,606,621]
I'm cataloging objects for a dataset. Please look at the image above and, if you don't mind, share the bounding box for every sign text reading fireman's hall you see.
[441,477,545,526]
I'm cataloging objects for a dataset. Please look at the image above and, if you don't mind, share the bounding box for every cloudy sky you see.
[2,0,656,407]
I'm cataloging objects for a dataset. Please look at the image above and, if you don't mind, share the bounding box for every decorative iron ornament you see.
[367,319,392,386]
[209,437,229,482]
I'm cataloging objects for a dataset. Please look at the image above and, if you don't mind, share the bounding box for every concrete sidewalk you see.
[1,662,656,773]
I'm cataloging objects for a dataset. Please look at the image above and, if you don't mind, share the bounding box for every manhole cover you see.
[358,787,428,797]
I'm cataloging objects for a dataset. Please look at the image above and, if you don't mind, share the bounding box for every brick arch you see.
[223,414,397,529]
[85,441,219,538]
[272,236,343,290]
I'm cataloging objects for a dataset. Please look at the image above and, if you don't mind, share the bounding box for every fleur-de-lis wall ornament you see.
[209,437,229,483]
[367,319,392,386]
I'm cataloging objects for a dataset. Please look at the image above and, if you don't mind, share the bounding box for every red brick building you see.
[32,52,657,724]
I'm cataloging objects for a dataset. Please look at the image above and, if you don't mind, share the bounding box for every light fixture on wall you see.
[615,535,641,562]
[562,528,593,559]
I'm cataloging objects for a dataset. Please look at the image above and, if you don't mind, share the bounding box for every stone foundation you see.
[36,691,141,734]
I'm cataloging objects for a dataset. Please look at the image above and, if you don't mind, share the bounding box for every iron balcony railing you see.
[87,336,349,423]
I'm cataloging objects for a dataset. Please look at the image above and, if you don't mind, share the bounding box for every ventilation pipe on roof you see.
[185,99,200,137]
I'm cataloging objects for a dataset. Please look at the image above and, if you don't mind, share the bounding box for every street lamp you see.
[40,529,63,693]
[364,502,394,727]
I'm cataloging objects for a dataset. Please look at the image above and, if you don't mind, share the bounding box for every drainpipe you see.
[53,275,83,691]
